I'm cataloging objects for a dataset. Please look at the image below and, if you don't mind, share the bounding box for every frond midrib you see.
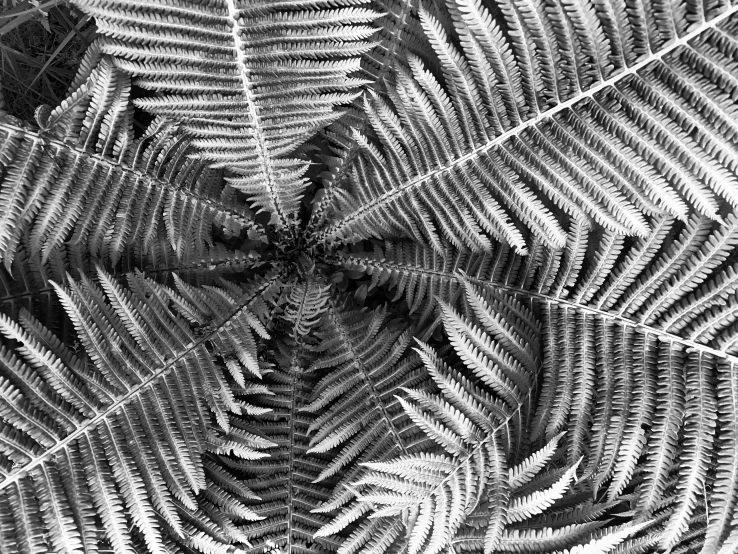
[225,0,290,231]
[287,349,300,553]
[318,4,738,242]
[0,275,278,493]
[0,120,252,225]
[333,253,738,365]
[0,255,258,308]
[325,298,409,456]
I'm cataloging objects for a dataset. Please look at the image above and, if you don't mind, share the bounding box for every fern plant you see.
[1,0,738,552]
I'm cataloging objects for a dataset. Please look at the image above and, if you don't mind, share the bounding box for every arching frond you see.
[72,0,378,228]
[0,265,279,554]
[317,0,738,253]
[0,55,256,276]
[231,339,339,554]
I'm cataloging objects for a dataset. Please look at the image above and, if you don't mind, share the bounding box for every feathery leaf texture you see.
[281,280,331,338]
[0,54,255,276]
[306,300,426,504]
[0,265,278,554]
[326,216,738,552]
[3,0,738,551]
[315,285,540,554]
[334,239,523,334]
[72,0,378,227]
[319,1,738,254]
[231,341,339,554]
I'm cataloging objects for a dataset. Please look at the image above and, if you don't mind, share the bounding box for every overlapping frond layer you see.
[532,309,655,492]
[320,287,667,554]
[304,300,426,484]
[281,281,331,338]
[303,300,428,550]
[317,276,736,553]
[318,2,738,253]
[0,237,260,341]
[517,214,738,349]
[308,0,433,232]
[73,0,377,227]
[452,518,658,554]
[357,0,428,87]
[312,0,446,183]
[320,0,428,146]
[234,344,338,554]
[497,218,738,551]
[0,246,75,347]
[316,288,542,554]
[516,217,738,552]
[0,57,254,276]
[339,212,738,353]
[528,308,738,553]
[329,212,738,552]
[0,266,279,554]
[334,240,526,330]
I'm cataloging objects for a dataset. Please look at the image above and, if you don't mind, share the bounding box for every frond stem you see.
[0,275,278,492]
[330,253,738,364]
[0,120,254,225]
[317,4,738,243]
[326,298,410,456]
[225,0,292,235]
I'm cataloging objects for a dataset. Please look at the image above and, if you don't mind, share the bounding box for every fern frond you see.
[303,298,423,483]
[508,460,581,523]
[281,280,331,337]
[566,520,656,554]
[702,359,738,552]
[660,352,718,550]
[315,287,541,554]
[327,211,738,551]
[0,58,256,275]
[307,0,437,233]
[6,0,738,551]
[509,432,565,490]
[318,3,738,253]
[226,340,340,554]
[0,267,279,553]
[334,240,524,331]
[631,343,684,521]
[73,0,378,228]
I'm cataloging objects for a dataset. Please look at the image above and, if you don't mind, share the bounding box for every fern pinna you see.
[2,0,738,552]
